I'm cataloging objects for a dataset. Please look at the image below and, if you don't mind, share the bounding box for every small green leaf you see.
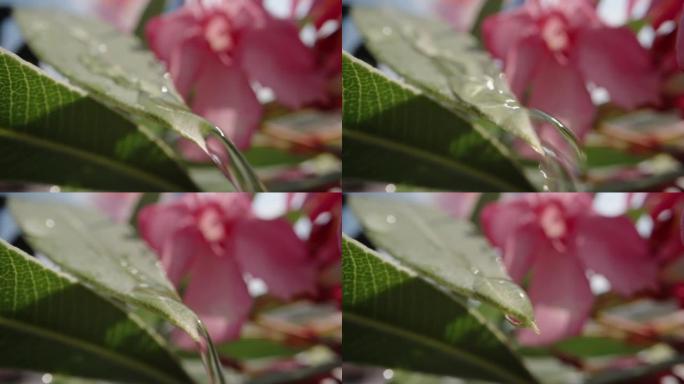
[15,9,263,192]
[9,198,201,342]
[584,146,648,168]
[0,239,192,383]
[352,7,542,153]
[342,53,534,191]
[343,236,536,383]
[0,48,197,191]
[349,195,535,329]
[521,336,647,358]
[218,338,303,360]
[135,0,168,41]
[471,0,503,41]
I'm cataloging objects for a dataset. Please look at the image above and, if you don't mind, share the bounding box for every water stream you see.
[196,320,227,384]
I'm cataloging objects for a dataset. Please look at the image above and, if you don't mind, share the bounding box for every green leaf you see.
[218,338,303,360]
[0,48,197,191]
[243,147,314,168]
[15,8,263,192]
[389,370,488,384]
[9,198,202,342]
[349,195,535,328]
[135,0,168,41]
[352,7,542,153]
[471,0,503,41]
[584,146,648,168]
[342,53,534,191]
[0,239,192,383]
[521,336,647,359]
[342,236,537,384]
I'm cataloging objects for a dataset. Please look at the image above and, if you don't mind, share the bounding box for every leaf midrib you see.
[0,316,182,384]
[0,127,183,191]
[344,311,529,384]
[344,129,525,191]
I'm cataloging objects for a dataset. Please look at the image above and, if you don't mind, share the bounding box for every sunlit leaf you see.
[343,236,536,383]
[9,198,201,342]
[0,239,192,383]
[349,195,535,327]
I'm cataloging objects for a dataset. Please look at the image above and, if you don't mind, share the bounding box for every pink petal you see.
[192,58,262,149]
[519,249,594,345]
[528,53,596,138]
[233,218,316,299]
[481,197,535,248]
[93,0,148,32]
[574,214,658,296]
[504,35,546,97]
[678,12,684,69]
[574,27,660,109]
[238,19,327,109]
[434,0,485,32]
[158,225,205,285]
[138,201,193,252]
[502,221,545,282]
[434,193,480,220]
[482,7,536,60]
[183,254,252,343]
[146,8,200,63]
[167,36,213,98]
[90,193,140,223]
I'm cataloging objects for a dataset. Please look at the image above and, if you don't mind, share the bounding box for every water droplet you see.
[505,314,523,327]
[129,268,139,275]
[138,283,149,289]
[45,219,55,229]
[41,374,53,384]
[69,27,89,42]
[204,125,265,192]
[382,26,393,36]
[385,183,396,193]
[120,260,129,268]
[527,108,585,192]
[366,214,393,232]
[196,320,227,384]
[161,86,169,93]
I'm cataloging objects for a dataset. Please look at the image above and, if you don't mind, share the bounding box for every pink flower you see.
[288,193,342,305]
[483,0,659,140]
[300,193,341,268]
[91,0,148,32]
[646,0,684,115]
[146,0,328,150]
[138,193,316,344]
[90,193,141,223]
[643,193,684,264]
[482,193,657,345]
[305,0,342,109]
[434,193,480,219]
[433,0,486,32]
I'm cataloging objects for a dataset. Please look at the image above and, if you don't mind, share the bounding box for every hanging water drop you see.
[526,108,585,192]
[196,320,227,384]
[504,314,523,327]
